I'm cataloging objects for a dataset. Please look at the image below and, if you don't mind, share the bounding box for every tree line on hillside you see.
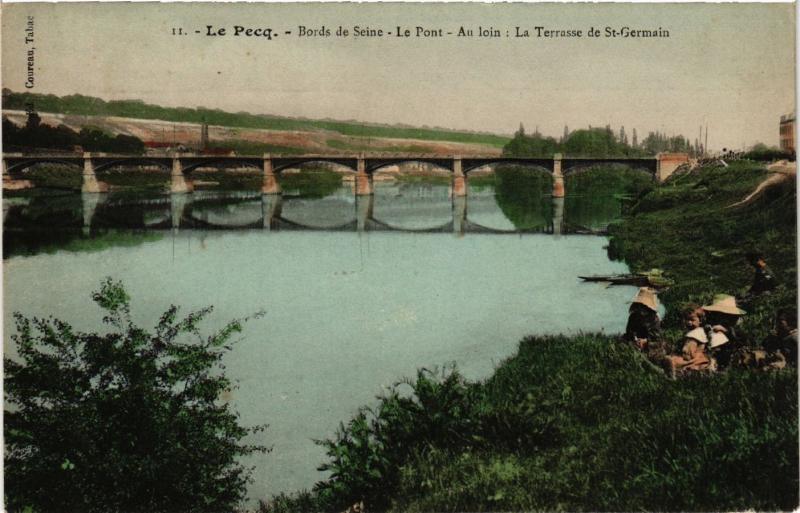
[743,142,795,162]
[1,89,508,147]
[503,123,701,158]
[3,112,145,154]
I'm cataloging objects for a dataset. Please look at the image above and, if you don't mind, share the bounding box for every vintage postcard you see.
[2,2,797,512]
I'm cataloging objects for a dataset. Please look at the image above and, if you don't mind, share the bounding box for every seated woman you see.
[669,308,711,376]
[703,294,746,371]
[762,308,798,368]
[624,287,662,352]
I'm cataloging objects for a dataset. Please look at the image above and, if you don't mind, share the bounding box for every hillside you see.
[2,90,508,155]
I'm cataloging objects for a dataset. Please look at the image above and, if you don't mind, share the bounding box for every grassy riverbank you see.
[263,160,798,512]
[608,160,797,340]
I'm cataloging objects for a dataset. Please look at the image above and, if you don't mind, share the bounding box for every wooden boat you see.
[579,269,673,288]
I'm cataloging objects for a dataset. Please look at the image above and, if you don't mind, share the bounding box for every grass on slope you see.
[608,160,797,341]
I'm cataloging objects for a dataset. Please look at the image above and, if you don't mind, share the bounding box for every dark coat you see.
[763,330,798,367]
[750,265,778,295]
[625,307,662,343]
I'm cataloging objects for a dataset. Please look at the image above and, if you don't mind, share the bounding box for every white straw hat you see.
[702,294,746,316]
[631,287,659,312]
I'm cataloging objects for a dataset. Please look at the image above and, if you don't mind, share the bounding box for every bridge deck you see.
[4,153,659,175]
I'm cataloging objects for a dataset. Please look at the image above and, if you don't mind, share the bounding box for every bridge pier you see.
[261,193,283,230]
[552,153,565,198]
[82,153,109,193]
[171,156,194,194]
[452,195,467,235]
[552,196,564,237]
[356,194,374,232]
[452,156,466,197]
[656,152,690,182]
[355,155,373,196]
[262,154,282,195]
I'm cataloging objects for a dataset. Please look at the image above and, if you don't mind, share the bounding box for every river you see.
[3,173,641,501]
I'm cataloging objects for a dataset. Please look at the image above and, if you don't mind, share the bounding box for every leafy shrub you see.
[4,278,268,513]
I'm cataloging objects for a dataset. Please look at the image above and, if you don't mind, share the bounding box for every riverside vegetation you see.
[262,159,798,512]
[4,279,268,513]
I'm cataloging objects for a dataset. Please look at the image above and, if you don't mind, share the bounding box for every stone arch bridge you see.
[3,152,689,197]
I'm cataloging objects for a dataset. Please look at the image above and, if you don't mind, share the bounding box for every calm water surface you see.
[4,178,636,501]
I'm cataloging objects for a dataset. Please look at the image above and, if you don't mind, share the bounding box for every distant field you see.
[3,91,510,149]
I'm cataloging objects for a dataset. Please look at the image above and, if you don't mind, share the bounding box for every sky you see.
[1,2,796,150]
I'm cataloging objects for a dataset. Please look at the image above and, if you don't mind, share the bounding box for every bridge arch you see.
[5,158,82,175]
[561,159,657,177]
[272,158,357,174]
[179,158,262,174]
[462,157,554,174]
[93,158,172,173]
[475,163,554,184]
[367,158,454,174]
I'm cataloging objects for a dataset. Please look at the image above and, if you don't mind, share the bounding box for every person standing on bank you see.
[746,251,778,297]
[625,287,662,352]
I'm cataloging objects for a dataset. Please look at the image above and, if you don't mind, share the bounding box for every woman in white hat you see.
[624,287,662,352]
[669,306,711,376]
[703,294,746,371]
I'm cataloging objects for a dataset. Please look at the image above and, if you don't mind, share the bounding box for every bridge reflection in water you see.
[63,186,568,236]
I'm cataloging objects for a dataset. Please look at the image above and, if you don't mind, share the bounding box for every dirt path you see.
[727,160,796,209]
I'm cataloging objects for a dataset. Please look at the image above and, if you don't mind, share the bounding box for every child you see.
[669,307,710,376]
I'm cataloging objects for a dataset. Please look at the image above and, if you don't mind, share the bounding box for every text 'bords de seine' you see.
[171,24,670,40]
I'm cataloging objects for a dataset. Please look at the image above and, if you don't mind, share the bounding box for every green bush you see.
[4,279,268,513]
